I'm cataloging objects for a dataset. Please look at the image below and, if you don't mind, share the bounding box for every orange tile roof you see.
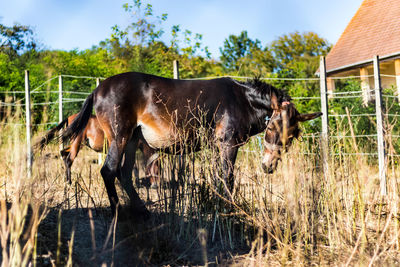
[326,0,400,73]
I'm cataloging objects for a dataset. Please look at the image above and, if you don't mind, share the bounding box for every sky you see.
[0,0,363,59]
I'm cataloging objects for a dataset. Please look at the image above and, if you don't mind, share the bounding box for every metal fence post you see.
[373,55,387,196]
[25,70,32,178]
[59,75,63,151]
[319,56,330,179]
[58,75,63,123]
[173,60,180,79]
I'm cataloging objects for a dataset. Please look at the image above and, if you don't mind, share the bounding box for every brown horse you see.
[43,72,321,217]
[36,114,160,186]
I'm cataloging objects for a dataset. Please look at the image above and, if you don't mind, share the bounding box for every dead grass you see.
[1,112,400,266]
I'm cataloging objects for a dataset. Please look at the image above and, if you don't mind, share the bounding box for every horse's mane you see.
[241,77,291,103]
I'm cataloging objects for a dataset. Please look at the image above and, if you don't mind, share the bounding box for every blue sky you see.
[0,0,363,58]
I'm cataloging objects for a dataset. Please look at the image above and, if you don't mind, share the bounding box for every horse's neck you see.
[245,89,271,117]
[243,89,273,135]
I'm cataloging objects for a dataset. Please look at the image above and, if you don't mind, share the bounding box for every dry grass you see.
[1,109,400,266]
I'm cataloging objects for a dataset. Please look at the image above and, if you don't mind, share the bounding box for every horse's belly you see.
[139,122,174,149]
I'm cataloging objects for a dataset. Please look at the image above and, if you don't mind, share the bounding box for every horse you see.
[35,113,161,186]
[41,72,321,217]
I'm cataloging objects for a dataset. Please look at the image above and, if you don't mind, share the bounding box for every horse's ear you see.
[297,112,322,122]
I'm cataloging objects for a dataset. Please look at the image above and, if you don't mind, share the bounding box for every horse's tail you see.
[34,118,69,151]
[61,93,94,144]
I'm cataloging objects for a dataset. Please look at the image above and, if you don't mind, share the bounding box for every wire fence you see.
[1,72,400,141]
[1,57,400,194]
[0,74,101,127]
[186,64,400,167]
[1,75,399,123]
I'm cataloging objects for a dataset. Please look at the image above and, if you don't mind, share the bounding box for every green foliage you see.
[271,31,331,73]
[218,31,330,78]
[42,48,118,77]
[0,52,23,92]
[219,31,273,74]
[0,22,40,100]
[329,79,375,134]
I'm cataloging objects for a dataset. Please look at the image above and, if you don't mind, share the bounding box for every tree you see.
[0,22,41,96]
[0,23,37,59]
[234,47,275,76]
[119,0,168,46]
[271,31,331,75]
[219,31,264,72]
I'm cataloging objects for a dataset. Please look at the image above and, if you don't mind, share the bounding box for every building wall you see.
[327,59,399,90]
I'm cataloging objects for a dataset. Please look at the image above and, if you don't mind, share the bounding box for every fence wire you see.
[2,73,400,158]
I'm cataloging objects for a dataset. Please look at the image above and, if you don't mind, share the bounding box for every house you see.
[323,0,400,103]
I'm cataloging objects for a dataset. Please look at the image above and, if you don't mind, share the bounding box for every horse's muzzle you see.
[262,163,275,174]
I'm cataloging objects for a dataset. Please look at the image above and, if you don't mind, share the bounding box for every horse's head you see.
[262,102,322,173]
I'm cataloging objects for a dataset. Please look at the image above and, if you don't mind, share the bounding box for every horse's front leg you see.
[117,129,149,218]
[219,142,239,195]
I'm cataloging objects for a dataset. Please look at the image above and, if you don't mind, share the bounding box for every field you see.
[1,109,400,266]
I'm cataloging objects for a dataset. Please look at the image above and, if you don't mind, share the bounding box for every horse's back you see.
[94,72,239,120]
[97,72,236,98]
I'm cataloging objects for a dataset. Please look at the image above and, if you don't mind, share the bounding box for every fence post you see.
[96,78,103,165]
[373,55,387,196]
[173,60,180,79]
[58,75,64,152]
[319,56,330,179]
[25,70,32,178]
[58,75,63,123]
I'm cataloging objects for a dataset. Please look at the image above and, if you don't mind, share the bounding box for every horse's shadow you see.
[34,203,260,266]
[36,204,162,266]
[2,194,294,266]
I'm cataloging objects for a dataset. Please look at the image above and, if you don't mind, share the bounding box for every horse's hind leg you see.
[61,134,83,184]
[60,146,72,184]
